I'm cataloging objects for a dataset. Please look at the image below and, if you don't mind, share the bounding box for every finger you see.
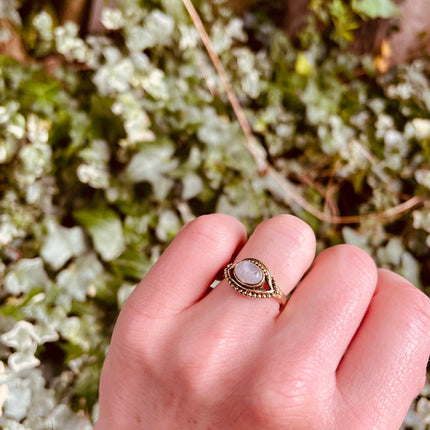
[197,214,316,321]
[169,215,316,401]
[273,245,377,375]
[100,215,245,427]
[123,214,246,319]
[335,269,430,429]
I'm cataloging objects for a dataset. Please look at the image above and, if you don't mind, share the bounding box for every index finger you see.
[122,213,247,320]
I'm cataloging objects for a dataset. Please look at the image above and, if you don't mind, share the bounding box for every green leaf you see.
[328,0,360,42]
[351,0,400,19]
[155,210,181,242]
[401,252,421,288]
[123,140,178,184]
[56,253,104,306]
[74,209,125,261]
[41,220,86,270]
[111,250,151,281]
[4,258,50,296]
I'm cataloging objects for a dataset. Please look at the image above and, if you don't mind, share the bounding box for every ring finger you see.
[169,214,316,402]
[188,214,316,334]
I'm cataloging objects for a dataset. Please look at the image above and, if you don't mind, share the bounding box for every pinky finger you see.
[335,269,430,429]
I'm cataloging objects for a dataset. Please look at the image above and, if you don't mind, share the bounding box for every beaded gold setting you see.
[224,258,287,308]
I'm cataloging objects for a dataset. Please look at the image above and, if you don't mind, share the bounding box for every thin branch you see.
[269,166,424,224]
[182,0,267,171]
[183,0,427,224]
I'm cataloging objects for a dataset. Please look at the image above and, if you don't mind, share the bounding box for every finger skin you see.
[335,269,430,429]
[159,215,318,429]
[200,214,316,318]
[274,245,378,373]
[124,213,247,319]
[96,213,430,430]
[96,214,246,429]
[247,245,377,429]
[174,214,316,381]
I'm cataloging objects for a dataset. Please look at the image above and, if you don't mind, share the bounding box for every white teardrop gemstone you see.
[234,260,263,285]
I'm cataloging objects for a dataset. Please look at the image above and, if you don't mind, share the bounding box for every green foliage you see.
[0,0,429,428]
[310,0,399,43]
[351,0,399,19]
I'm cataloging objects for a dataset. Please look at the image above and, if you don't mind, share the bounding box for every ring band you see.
[224,258,287,308]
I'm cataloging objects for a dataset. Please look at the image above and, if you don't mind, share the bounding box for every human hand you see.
[95,214,430,429]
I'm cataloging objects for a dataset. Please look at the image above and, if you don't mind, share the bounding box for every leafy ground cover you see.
[0,0,429,428]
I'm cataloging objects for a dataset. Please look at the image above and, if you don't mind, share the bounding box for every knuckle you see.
[175,354,208,394]
[256,214,316,252]
[183,214,244,254]
[249,363,331,429]
[250,383,327,429]
[378,269,430,334]
[174,329,229,396]
[321,244,377,283]
[402,288,430,334]
[110,308,160,363]
[337,244,375,268]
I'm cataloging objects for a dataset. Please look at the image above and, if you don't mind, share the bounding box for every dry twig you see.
[182,0,267,171]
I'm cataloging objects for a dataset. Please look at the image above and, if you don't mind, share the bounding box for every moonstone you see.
[234,260,263,285]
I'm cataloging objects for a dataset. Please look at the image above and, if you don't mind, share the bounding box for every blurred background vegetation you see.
[0,0,430,428]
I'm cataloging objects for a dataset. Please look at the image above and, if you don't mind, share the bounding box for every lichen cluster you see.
[0,0,429,428]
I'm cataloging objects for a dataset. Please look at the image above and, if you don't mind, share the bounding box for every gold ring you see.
[224,258,287,308]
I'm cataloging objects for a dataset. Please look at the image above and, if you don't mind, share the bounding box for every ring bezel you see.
[224,258,287,306]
